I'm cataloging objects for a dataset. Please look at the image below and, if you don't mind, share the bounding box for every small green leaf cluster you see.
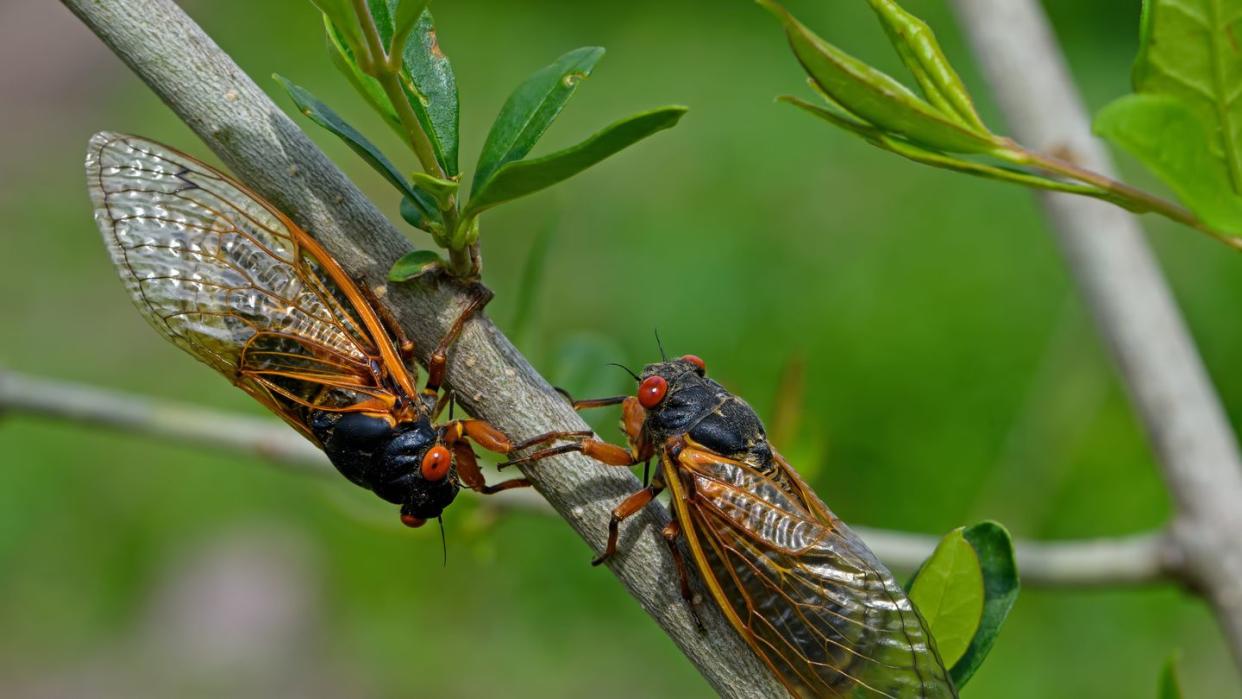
[761,0,1242,249]
[279,1,687,280]
[1094,0,1242,236]
[907,521,1019,690]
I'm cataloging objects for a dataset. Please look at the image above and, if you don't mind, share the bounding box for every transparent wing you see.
[673,447,956,698]
[86,132,413,438]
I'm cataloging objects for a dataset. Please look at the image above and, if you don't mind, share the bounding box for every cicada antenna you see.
[607,362,641,382]
[654,328,667,361]
[438,516,448,568]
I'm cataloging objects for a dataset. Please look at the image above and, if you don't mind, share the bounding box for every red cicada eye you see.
[681,354,706,373]
[638,375,669,409]
[400,513,426,528]
[420,445,452,481]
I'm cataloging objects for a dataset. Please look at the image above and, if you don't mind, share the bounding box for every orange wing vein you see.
[666,446,956,698]
[85,132,417,440]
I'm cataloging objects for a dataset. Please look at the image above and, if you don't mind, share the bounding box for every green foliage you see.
[761,0,1242,248]
[388,249,446,281]
[1159,653,1183,699]
[908,528,984,668]
[274,74,440,229]
[399,9,459,176]
[951,522,1019,688]
[1132,0,1242,191]
[1095,95,1242,234]
[285,3,685,277]
[908,521,1018,689]
[473,47,605,193]
[760,0,999,155]
[464,107,688,217]
[866,0,985,131]
[1094,0,1242,237]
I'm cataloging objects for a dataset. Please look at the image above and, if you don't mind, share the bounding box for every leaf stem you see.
[350,0,444,181]
[349,0,476,275]
[1000,140,1242,250]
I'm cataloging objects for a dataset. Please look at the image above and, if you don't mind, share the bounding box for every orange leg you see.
[451,442,531,494]
[442,418,517,453]
[425,284,493,395]
[500,436,637,469]
[592,485,663,566]
[620,396,646,444]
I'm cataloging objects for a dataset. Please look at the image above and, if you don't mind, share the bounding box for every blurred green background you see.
[2,0,1240,696]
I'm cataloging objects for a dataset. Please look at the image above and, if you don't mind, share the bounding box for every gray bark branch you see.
[58,0,783,694]
[2,369,1174,586]
[951,0,1242,673]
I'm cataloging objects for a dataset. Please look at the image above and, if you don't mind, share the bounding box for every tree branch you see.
[58,0,783,695]
[951,0,1242,673]
[0,369,1177,587]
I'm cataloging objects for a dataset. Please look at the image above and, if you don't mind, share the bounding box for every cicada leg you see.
[425,284,493,395]
[360,282,418,369]
[443,419,532,494]
[559,392,629,410]
[498,431,638,469]
[662,518,704,631]
[592,484,663,566]
[451,442,531,494]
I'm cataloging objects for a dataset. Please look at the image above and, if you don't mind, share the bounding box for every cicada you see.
[86,132,530,527]
[506,354,957,697]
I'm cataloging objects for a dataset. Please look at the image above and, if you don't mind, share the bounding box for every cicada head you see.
[633,355,715,437]
[635,354,771,466]
[378,422,460,528]
[314,412,459,527]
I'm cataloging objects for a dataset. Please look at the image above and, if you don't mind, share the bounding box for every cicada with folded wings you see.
[86,132,531,527]
[506,353,958,697]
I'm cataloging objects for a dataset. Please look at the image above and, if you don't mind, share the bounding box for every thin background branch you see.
[0,369,1173,587]
[951,0,1242,673]
[57,0,784,695]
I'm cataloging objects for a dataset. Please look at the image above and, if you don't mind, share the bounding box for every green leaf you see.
[1095,93,1242,235]
[950,521,1019,689]
[864,0,987,131]
[325,17,402,135]
[366,0,394,48]
[275,74,438,228]
[398,9,459,176]
[782,95,1120,205]
[310,0,364,56]
[410,171,458,209]
[1132,0,1242,193]
[1159,652,1183,699]
[464,106,687,216]
[390,0,428,55]
[908,528,983,668]
[759,0,999,154]
[399,195,435,233]
[388,249,445,281]
[473,46,605,192]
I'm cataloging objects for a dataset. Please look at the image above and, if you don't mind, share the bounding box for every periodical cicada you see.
[505,353,957,697]
[86,132,530,528]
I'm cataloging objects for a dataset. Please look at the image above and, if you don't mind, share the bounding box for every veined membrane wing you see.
[85,132,416,439]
